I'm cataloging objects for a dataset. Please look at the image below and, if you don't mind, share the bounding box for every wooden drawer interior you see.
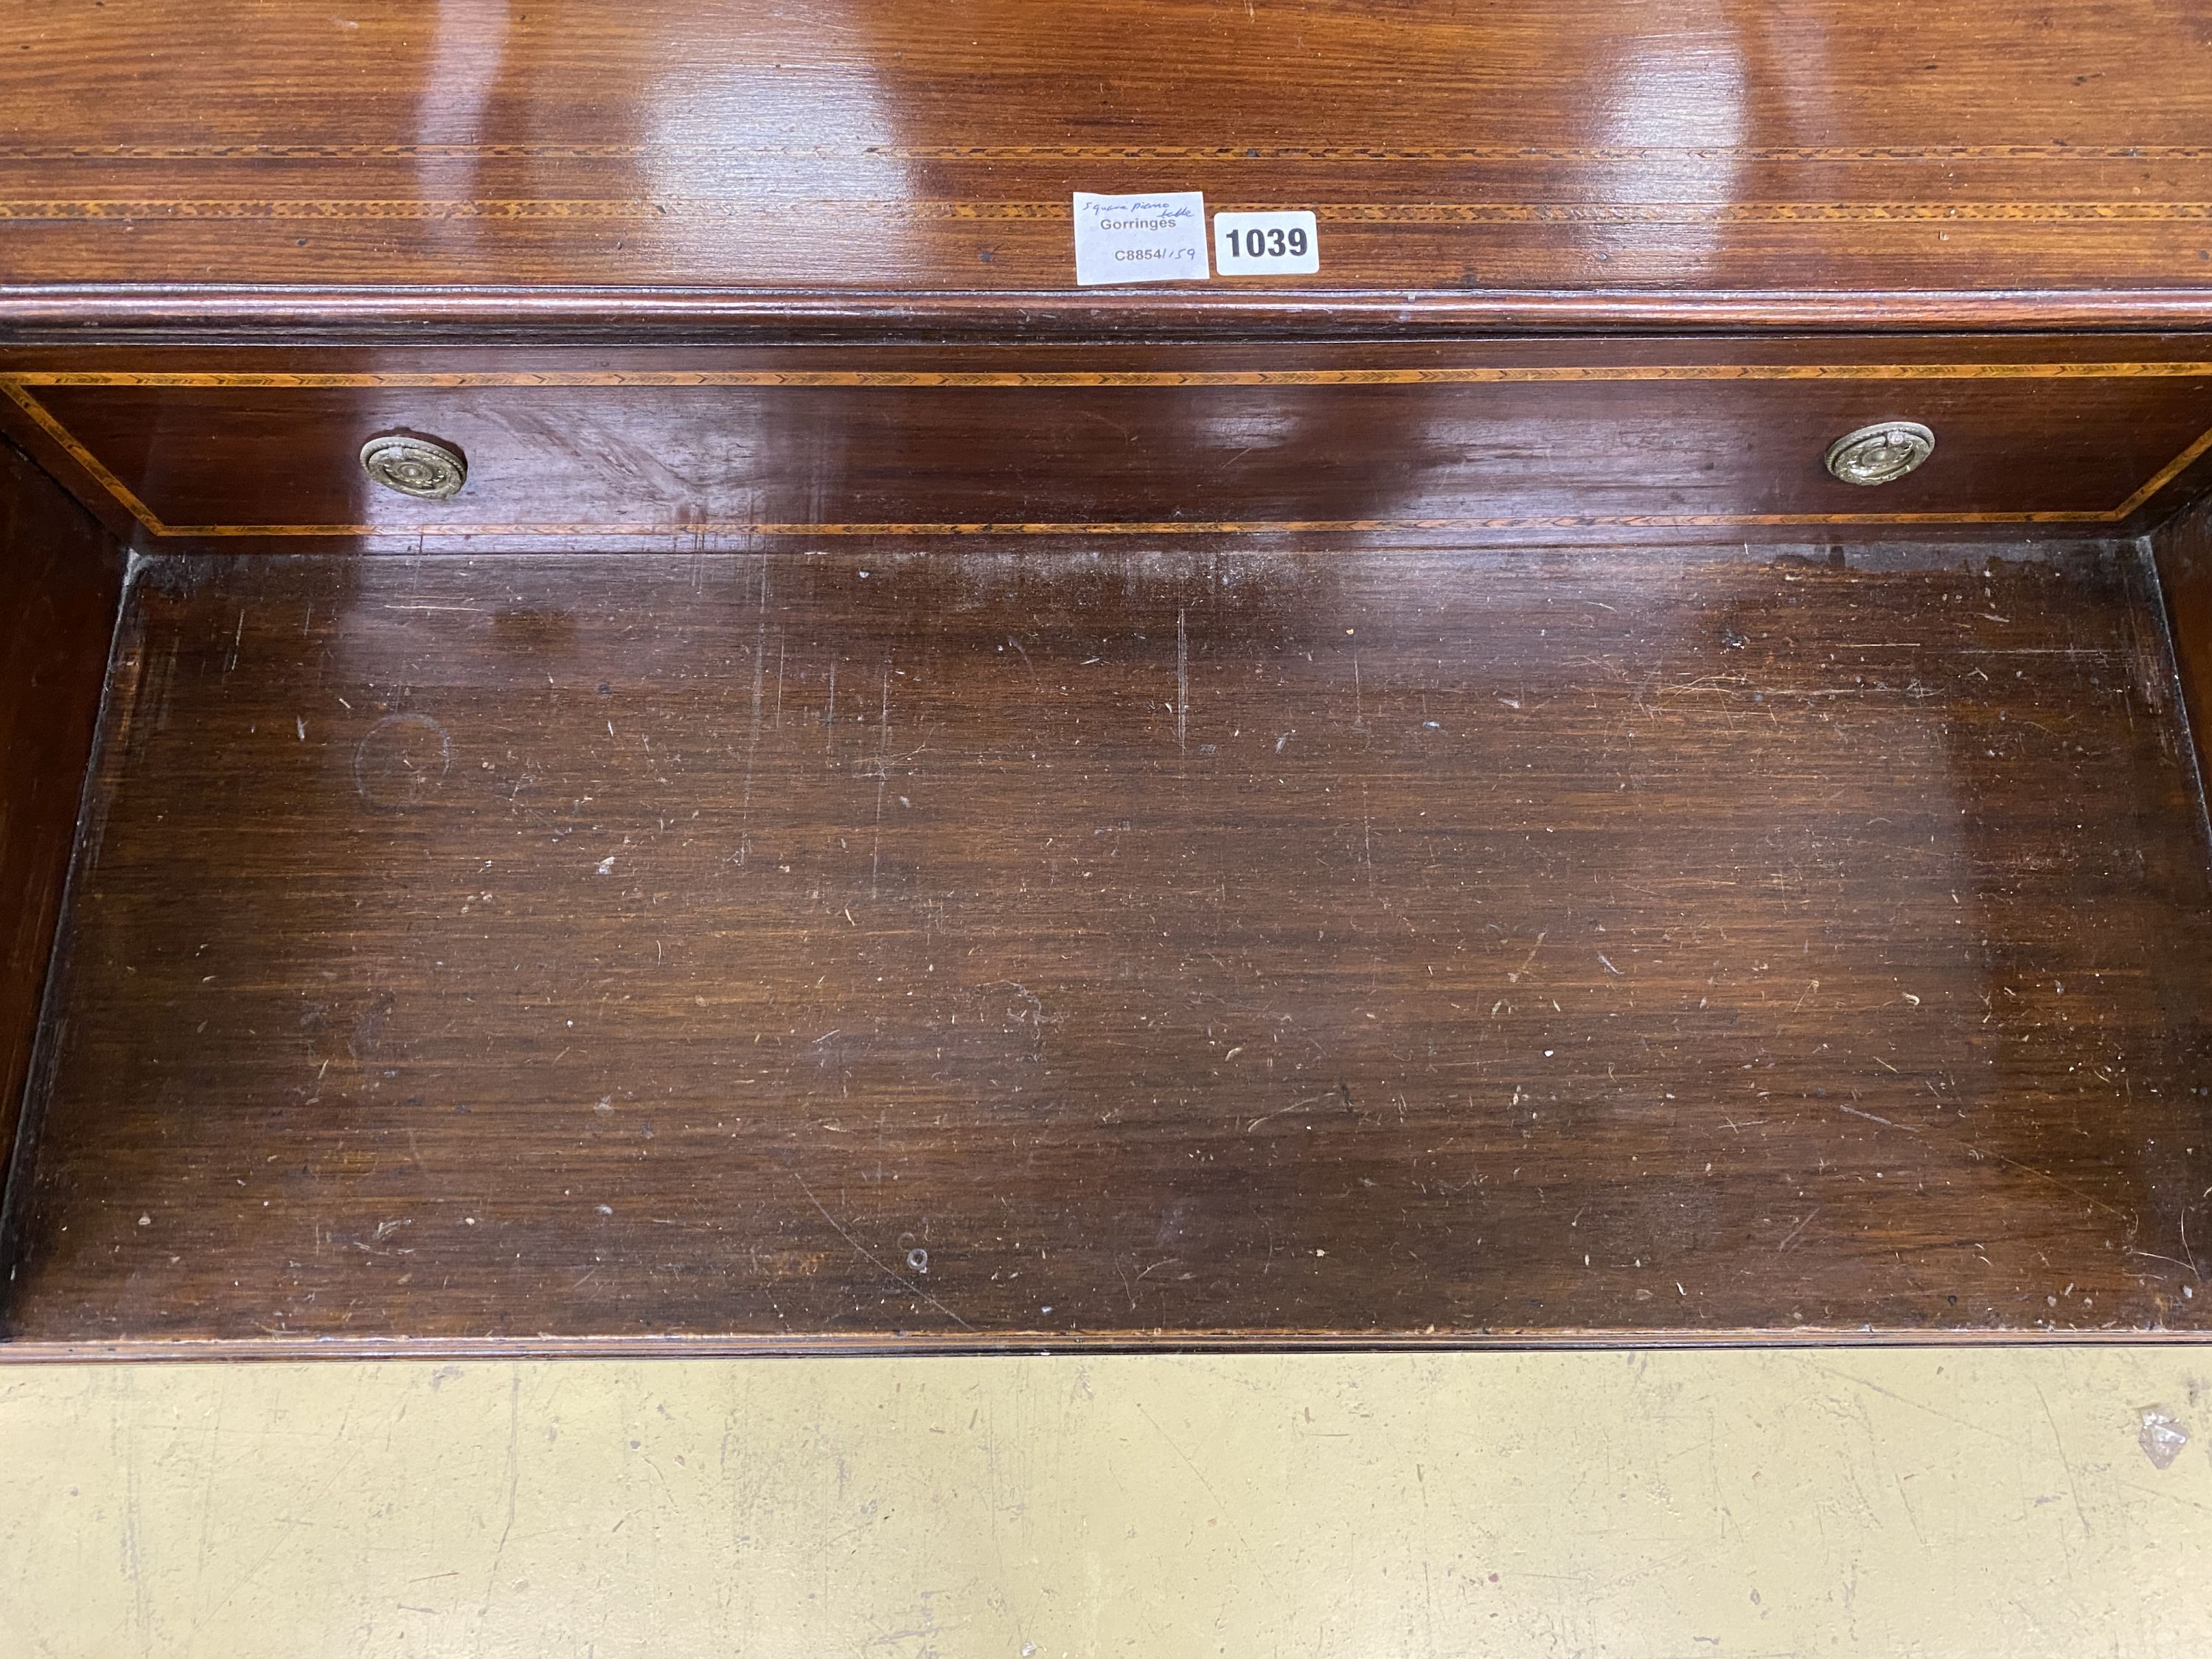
[3,527,2211,1352]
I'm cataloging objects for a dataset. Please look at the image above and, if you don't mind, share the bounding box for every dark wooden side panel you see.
[2153,493,2212,812]
[6,543,2209,1351]
[0,441,125,1200]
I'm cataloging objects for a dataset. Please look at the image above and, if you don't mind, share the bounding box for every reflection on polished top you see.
[3,0,2212,324]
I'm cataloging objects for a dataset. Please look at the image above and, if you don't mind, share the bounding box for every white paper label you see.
[1213,210,1320,276]
[1071,192,1209,285]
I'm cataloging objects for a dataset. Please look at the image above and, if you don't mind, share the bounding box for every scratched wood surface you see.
[0,440,123,1197]
[6,0,2212,335]
[4,542,2208,1351]
[2153,493,2212,794]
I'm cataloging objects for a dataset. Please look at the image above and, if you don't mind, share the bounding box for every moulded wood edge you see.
[11,285,2212,344]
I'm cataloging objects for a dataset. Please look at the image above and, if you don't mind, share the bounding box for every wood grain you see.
[5,542,2208,1352]
[14,286,2212,347]
[5,0,2212,335]
[2152,492,2212,801]
[0,440,124,1201]
[7,336,2212,549]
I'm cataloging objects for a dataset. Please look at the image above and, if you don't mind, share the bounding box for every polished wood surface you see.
[6,1,2212,338]
[0,442,123,1198]
[5,542,2208,1353]
[6,2,2212,1362]
[6,336,2212,551]
[17,287,2212,346]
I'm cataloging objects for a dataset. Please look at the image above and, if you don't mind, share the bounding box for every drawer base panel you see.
[4,541,2209,1351]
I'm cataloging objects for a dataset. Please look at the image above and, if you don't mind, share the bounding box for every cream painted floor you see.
[1,1349,2208,1657]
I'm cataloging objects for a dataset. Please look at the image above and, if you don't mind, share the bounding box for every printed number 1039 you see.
[1211,210,1321,275]
[1223,226,1307,260]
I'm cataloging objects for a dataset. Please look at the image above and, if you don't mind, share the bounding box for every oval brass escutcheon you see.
[1823,420,1935,487]
[361,434,468,500]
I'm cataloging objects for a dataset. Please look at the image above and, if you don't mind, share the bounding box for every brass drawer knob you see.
[361,434,468,499]
[1824,420,1935,486]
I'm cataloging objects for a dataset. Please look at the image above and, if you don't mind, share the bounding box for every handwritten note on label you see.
[1072,192,1209,286]
[1213,210,1320,276]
